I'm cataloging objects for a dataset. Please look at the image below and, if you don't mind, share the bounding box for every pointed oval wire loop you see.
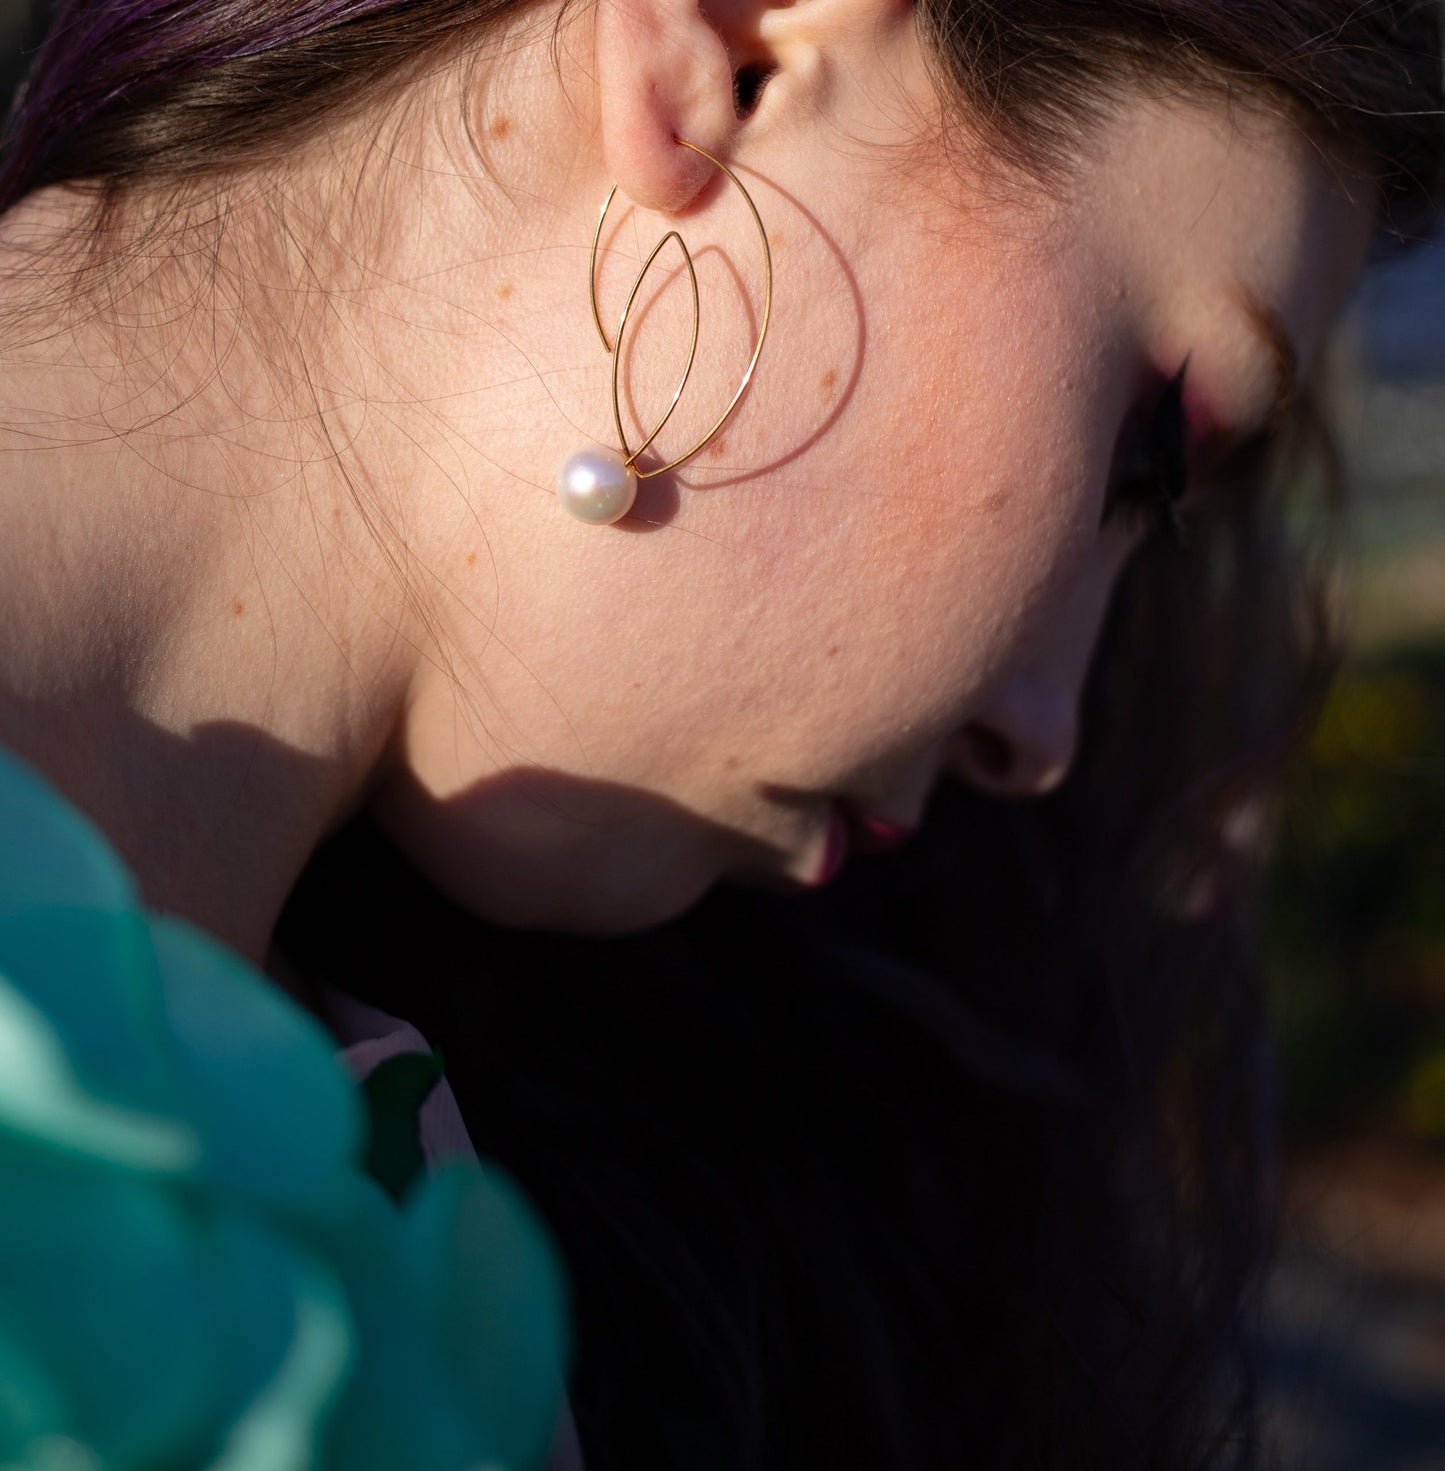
[611,230,700,468]
[590,192,698,462]
[587,139,773,481]
[589,185,621,354]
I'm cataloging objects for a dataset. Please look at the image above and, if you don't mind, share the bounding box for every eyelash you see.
[1101,361,1191,547]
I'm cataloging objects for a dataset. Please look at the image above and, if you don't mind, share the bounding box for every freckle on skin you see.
[232,600,245,618]
[490,114,511,141]
[826,644,839,657]
[707,436,727,459]
[466,551,478,567]
[496,282,513,302]
[723,755,740,770]
[820,369,838,400]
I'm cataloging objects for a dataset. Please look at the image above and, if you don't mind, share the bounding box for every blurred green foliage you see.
[1267,639,1445,1143]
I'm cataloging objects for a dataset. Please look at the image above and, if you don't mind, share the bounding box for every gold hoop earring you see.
[556,139,773,524]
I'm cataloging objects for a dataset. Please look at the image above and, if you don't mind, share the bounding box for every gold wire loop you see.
[587,139,773,480]
[612,230,700,467]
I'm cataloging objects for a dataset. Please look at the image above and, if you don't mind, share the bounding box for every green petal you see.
[0,1310,76,1461]
[148,917,363,1218]
[0,907,187,1129]
[0,1150,234,1470]
[0,749,137,921]
[0,971,198,1173]
[206,1245,354,1471]
[311,1180,489,1471]
[0,1152,372,1471]
[404,1164,570,1471]
[0,751,185,1135]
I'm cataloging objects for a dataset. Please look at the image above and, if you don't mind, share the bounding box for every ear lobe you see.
[594,0,742,213]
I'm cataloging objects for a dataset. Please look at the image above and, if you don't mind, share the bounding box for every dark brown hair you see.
[3,1,1441,225]
[5,2,1444,1468]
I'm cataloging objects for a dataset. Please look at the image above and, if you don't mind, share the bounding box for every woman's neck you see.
[0,39,610,959]
[0,193,423,961]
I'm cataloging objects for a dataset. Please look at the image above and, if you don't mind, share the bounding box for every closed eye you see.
[1101,360,1190,546]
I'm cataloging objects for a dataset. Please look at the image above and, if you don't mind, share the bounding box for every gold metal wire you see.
[588,139,773,480]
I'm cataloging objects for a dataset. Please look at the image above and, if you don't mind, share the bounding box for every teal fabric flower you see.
[0,746,568,1471]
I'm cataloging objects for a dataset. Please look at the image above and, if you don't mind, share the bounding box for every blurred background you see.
[0,2,1442,1466]
[1262,233,1445,1468]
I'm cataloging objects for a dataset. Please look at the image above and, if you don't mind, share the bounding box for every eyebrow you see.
[1235,285,1299,429]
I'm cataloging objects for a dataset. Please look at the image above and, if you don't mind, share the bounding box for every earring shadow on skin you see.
[595,169,866,528]
[668,172,866,492]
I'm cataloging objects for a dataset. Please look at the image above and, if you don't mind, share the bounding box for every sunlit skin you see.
[0,0,1374,956]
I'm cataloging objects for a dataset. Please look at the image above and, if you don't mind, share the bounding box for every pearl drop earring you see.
[558,139,772,525]
[556,446,639,524]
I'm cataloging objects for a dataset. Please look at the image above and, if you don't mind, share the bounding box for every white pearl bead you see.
[556,445,638,525]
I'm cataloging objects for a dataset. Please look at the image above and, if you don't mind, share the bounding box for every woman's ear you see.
[594,0,751,213]
[594,0,917,213]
